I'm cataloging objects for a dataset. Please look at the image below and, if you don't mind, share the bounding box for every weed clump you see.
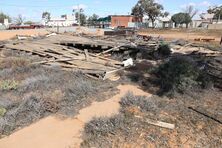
[0,107,6,117]
[120,92,157,113]
[0,80,19,90]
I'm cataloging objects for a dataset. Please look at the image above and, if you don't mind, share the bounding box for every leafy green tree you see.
[0,12,11,24]
[131,4,143,18]
[171,13,191,28]
[183,13,192,28]
[132,0,168,27]
[171,13,185,27]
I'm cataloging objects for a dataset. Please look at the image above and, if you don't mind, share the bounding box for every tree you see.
[131,4,143,18]
[15,14,25,25]
[172,13,185,27]
[42,12,51,23]
[75,9,87,26]
[0,12,11,24]
[132,0,168,27]
[24,21,34,25]
[208,5,222,21]
[184,5,198,19]
[171,13,191,28]
[183,13,192,28]
[87,14,99,26]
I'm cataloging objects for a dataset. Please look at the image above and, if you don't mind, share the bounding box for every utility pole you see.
[73,4,81,26]
[78,4,81,26]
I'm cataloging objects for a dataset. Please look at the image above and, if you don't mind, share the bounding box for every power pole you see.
[78,4,81,26]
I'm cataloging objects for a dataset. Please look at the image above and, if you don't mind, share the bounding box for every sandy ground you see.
[138,29,222,43]
[0,84,151,148]
[0,29,49,41]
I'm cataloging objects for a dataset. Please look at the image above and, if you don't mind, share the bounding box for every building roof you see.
[50,18,66,21]
[111,15,134,17]
[98,16,111,22]
[200,13,215,20]
[157,16,171,22]
[144,15,171,22]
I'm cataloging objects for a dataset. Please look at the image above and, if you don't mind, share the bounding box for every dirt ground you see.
[0,32,221,148]
[0,85,151,148]
[0,29,48,41]
[138,29,222,43]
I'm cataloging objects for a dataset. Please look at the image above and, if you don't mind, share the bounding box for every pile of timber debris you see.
[0,33,162,79]
[1,33,222,81]
[1,34,126,79]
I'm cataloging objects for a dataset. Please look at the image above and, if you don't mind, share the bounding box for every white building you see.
[192,13,222,28]
[143,16,172,28]
[44,15,77,27]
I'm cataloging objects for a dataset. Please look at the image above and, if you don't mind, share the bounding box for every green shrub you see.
[157,42,172,57]
[0,107,6,117]
[155,56,210,96]
[0,80,19,90]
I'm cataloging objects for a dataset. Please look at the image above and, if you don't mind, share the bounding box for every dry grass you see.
[0,57,30,69]
[0,53,116,136]
[81,90,222,148]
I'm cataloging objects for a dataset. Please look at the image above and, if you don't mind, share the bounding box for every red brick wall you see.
[111,16,137,28]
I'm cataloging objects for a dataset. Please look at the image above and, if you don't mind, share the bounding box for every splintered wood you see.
[4,34,123,79]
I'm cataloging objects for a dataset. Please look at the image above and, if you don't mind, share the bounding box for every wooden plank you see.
[4,44,48,56]
[135,116,175,130]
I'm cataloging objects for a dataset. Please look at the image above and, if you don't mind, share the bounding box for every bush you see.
[157,42,172,58]
[155,56,210,96]
[0,107,6,117]
[0,80,19,90]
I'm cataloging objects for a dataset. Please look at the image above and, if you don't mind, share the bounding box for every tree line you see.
[0,0,221,27]
[131,0,222,28]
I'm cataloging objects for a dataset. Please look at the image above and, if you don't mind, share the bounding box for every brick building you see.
[111,15,142,28]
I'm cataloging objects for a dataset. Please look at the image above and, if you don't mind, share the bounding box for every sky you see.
[0,0,221,22]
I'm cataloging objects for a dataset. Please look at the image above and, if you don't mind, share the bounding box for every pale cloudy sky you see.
[0,0,221,21]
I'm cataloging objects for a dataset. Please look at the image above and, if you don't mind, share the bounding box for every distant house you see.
[192,13,222,28]
[97,16,111,28]
[44,15,77,27]
[111,15,142,28]
[0,19,9,30]
[143,16,173,28]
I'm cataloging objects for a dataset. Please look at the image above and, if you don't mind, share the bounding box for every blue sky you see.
[0,0,221,21]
